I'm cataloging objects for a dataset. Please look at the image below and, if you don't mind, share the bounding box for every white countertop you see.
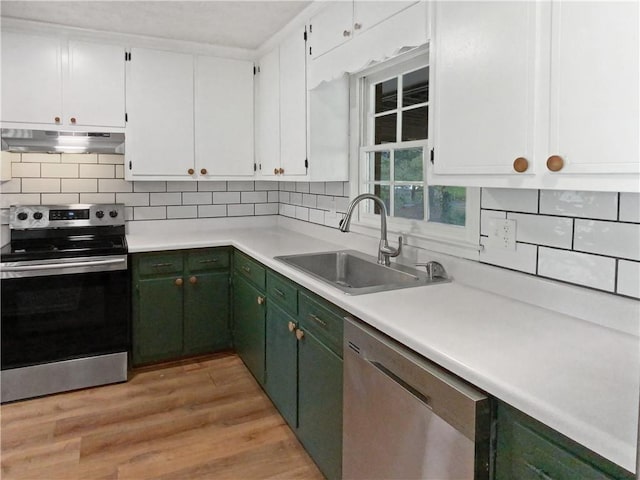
[127,219,640,473]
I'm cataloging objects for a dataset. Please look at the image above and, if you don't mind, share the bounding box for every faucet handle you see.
[415,261,447,281]
[380,236,403,258]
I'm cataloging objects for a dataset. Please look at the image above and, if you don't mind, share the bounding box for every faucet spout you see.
[339,193,402,266]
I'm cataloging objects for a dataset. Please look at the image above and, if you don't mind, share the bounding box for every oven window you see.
[1,270,130,369]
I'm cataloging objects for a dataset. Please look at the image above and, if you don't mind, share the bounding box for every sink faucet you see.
[339,193,402,266]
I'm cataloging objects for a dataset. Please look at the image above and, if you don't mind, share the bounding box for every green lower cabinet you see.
[496,402,633,480]
[265,302,298,428]
[132,248,231,366]
[297,329,343,480]
[232,274,266,386]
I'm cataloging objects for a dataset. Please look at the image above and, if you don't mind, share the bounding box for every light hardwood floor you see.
[1,353,324,480]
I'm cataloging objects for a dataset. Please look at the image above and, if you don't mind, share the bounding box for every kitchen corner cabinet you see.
[232,250,267,385]
[496,402,633,480]
[126,48,254,181]
[430,1,639,193]
[256,29,308,179]
[132,248,231,366]
[1,31,125,129]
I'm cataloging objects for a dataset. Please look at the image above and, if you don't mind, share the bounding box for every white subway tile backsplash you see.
[335,197,350,213]
[227,181,254,192]
[481,188,538,213]
[62,154,97,164]
[325,182,344,196]
[150,192,182,206]
[12,162,40,178]
[212,192,240,204]
[22,153,60,163]
[267,191,279,203]
[317,195,335,210]
[309,208,325,225]
[290,192,303,205]
[539,190,618,220]
[80,193,115,204]
[280,182,296,192]
[41,193,79,204]
[79,164,114,179]
[255,203,278,215]
[1,193,40,208]
[197,181,227,192]
[617,260,640,299]
[279,191,290,203]
[228,203,254,216]
[574,220,640,261]
[302,194,317,208]
[619,193,640,223]
[182,192,212,205]
[241,191,268,203]
[22,178,60,193]
[254,181,272,191]
[42,163,80,178]
[98,154,124,165]
[198,204,227,218]
[309,182,325,195]
[280,203,296,217]
[98,179,132,193]
[133,206,166,220]
[167,181,197,192]
[295,182,310,193]
[480,210,506,236]
[167,205,198,219]
[538,247,616,292]
[115,193,150,207]
[295,206,310,221]
[124,207,134,221]
[134,181,167,193]
[507,212,573,249]
[115,165,124,179]
[1,178,21,193]
[479,240,538,274]
[2,152,20,164]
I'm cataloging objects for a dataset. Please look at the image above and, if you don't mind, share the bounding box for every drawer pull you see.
[308,314,327,327]
[198,258,219,264]
[273,287,286,298]
[288,321,296,332]
[152,263,174,268]
[242,265,251,274]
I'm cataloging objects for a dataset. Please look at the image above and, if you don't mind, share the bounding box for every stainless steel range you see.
[0,204,130,403]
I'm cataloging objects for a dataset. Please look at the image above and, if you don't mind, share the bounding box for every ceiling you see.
[0,1,313,50]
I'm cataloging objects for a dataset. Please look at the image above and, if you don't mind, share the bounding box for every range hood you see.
[1,129,125,154]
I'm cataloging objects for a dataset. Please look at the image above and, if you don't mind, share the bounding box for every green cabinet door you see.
[134,276,184,364]
[183,270,230,355]
[233,274,266,386]
[265,302,298,428]
[297,329,343,480]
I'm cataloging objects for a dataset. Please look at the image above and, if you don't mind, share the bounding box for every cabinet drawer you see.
[137,252,183,276]
[187,248,229,272]
[267,271,298,316]
[234,250,266,290]
[299,292,344,357]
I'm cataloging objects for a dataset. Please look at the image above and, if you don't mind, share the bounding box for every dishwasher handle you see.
[370,360,432,409]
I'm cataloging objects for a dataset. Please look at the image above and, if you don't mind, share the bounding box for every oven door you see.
[1,255,130,370]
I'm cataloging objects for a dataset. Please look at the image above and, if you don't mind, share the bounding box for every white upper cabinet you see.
[195,56,254,178]
[126,48,194,179]
[430,1,639,192]
[256,47,281,178]
[1,31,125,129]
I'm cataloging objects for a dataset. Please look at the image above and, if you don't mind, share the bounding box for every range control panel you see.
[10,204,126,229]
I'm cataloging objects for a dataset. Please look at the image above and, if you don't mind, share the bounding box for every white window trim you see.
[347,45,481,260]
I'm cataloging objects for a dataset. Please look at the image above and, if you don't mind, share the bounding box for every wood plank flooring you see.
[0,353,324,480]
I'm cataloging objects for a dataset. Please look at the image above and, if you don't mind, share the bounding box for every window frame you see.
[348,46,481,258]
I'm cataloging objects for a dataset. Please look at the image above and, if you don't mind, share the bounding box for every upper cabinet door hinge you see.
[430,149,435,165]
[125,112,128,122]
[304,30,307,41]
[304,159,309,169]
[125,51,131,61]
[253,65,257,75]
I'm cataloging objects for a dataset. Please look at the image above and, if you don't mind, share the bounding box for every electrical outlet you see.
[486,218,517,250]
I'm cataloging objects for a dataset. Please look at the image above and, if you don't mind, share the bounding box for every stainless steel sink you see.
[275,250,449,295]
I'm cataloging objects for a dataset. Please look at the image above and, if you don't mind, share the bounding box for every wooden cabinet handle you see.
[200,168,207,175]
[257,295,265,305]
[546,155,564,172]
[513,157,529,173]
[188,168,195,175]
[175,278,183,286]
[279,168,284,174]
[70,117,77,124]
[274,168,279,175]
[54,116,61,123]
[288,321,296,332]
[189,276,197,285]
[295,329,305,340]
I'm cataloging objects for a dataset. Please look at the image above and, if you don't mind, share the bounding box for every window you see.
[350,47,480,256]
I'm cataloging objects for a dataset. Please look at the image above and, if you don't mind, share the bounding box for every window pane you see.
[375,77,398,113]
[403,67,429,107]
[367,151,390,182]
[366,184,390,215]
[428,186,466,226]
[375,113,397,144]
[401,106,428,141]
[394,185,424,220]
[394,148,423,182]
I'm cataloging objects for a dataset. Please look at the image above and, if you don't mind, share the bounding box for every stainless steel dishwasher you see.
[343,318,492,480]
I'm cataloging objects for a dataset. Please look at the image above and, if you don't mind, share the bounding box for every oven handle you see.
[3,258,127,274]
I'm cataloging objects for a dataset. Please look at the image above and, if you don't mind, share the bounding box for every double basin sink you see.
[275,250,449,295]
